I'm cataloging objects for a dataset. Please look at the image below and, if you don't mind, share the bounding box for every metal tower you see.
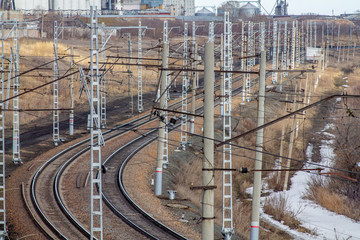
[89,6,103,240]
[126,34,133,115]
[272,21,278,84]
[281,21,288,78]
[180,22,188,150]
[291,21,296,70]
[163,21,170,100]
[12,19,20,164]
[260,22,265,52]
[189,21,197,135]
[53,21,60,146]
[0,15,7,239]
[309,21,313,48]
[137,20,143,113]
[69,47,75,135]
[209,22,214,43]
[275,0,288,16]
[245,21,253,102]
[301,21,305,63]
[222,12,234,240]
[241,22,246,102]
[100,22,107,128]
[314,21,317,48]
[162,20,169,168]
[296,21,300,66]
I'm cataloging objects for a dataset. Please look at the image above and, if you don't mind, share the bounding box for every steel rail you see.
[27,59,264,239]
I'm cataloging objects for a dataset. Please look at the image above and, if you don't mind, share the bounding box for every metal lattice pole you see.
[282,21,288,78]
[250,22,255,67]
[163,21,170,100]
[222,12,233,240]
[306,20,309,50]
[162,21,169,168]
[267,21,271,59]
[295,21,300,67]
[242,22,246,102]
[128,34,133,115]
[100,22,107,128]
[180,22,188,150]
[12,19,20,164]
[190,21,197,137]
[260,22,265,52]
[291,21,296,70]
[89,6,103,240]
[272,21,278,84]
[314,21,317,48]
[137,20,143,113]
[0,15,6,238]
[301,21,305,64]
[53,21,60,146]
[246,21,253,102]
[309,20,313,48]
[69,47,74,135]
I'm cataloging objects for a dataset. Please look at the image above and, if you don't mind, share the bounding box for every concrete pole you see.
[338,42,341,63]
[276,94,288,184]
[283,85,298,191]
[128,36,133,115]
[155,43,169,196]
[295,81,301,138]
[190,43,197,134]
[69,47,74,135]
[202,41,215,240]
[250,50,267,240]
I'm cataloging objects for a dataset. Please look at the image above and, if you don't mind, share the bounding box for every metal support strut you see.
[137,20,143,112]
[89,6,103,240]
[162,21,169,168]
[180,22,188,150]
[100,22,107,128]
[0,14,7,238]
[222,12,234,240]
[12,19,20,164]
[53,21,60,146]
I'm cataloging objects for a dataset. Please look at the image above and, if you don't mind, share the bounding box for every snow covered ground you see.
[258,124,360,240]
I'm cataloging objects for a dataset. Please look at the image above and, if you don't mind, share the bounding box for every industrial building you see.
[275,0,288,16]
[195,7,215,17]
[163,0,194,16]
[238,2,260,18]
[218,0,260,18]
[1,0,195,16]
[12,0,102,10]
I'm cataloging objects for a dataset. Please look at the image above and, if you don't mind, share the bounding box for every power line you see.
[128,127,358,183]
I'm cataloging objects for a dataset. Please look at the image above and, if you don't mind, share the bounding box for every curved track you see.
[25,69,263,239]
[27,99,193,239]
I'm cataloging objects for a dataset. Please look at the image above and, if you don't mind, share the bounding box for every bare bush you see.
[263,194,303,230]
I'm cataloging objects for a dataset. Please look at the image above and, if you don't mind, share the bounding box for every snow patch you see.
[258,124,360,240]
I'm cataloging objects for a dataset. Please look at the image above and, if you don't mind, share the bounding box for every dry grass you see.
[306,177,360,221]
[20,39,68,57]
[305,57,360,222]
[307,182,346,214]
[263,194,313,234]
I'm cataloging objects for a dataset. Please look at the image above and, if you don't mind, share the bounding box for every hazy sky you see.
[195,0,359,15]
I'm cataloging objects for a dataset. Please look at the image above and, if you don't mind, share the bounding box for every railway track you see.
[26,95,198,239]
[24,67,264,239]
